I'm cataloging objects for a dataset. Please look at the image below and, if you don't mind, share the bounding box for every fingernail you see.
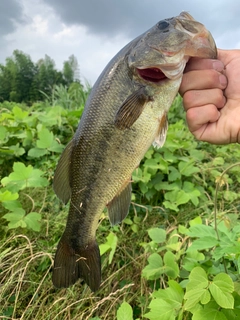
[219,74,227,86]
[213,60,224,72]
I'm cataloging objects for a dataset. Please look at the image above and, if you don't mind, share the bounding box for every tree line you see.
[0,50,81,103]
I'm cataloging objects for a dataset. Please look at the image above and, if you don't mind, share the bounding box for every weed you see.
[1,93,240,319]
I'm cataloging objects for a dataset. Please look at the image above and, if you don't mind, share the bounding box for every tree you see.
[0,51,81,103]
[63,54,80,85]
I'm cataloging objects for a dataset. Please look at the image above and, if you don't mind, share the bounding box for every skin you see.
[179,49,240,144]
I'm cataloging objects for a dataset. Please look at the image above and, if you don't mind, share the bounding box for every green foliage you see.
[0,97,84,233]
[1,95,240,319]
[141,215,240,319]
[117,302,133,320]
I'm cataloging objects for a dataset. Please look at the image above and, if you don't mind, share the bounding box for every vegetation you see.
[0,50,81,104]
[1,86,240,319]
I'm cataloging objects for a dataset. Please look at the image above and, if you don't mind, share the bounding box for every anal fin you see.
[107,180,132,225]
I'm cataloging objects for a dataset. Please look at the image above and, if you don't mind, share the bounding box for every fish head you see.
[128,11,217,82]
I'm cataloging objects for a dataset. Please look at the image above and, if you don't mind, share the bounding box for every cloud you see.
[0,0,239,84]
[41,0,240,41]
[1,0,130,84]
[0,0,24,36]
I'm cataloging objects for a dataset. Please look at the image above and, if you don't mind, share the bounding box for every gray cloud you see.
[0,0,24,37]
[41,0,208,37]
[42,0,240,42]
[0,0,239,84]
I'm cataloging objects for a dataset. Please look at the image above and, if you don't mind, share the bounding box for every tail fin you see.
[52,237,101,292]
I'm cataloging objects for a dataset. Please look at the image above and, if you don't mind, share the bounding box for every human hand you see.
[179,49,240,144]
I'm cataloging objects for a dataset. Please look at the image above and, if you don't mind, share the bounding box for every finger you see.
[184,58,224,73]
[179,70,227,95]
[186,104,220,134]
[183,88,226,111]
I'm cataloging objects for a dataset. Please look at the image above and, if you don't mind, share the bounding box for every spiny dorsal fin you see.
[53,140,73,204]
[114,87,153,130]
[107,181,132,225]
[153,113,168,148]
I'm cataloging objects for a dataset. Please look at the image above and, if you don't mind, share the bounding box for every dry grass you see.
[0,218,153,320]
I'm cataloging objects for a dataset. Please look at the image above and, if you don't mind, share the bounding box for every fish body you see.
[52,12,217,291]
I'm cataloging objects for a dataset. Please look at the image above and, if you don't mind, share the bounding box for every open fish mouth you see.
[137,57,189,83]
[137,67,167,82]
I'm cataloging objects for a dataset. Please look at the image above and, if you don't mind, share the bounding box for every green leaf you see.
[117,302,133,320]
[24,212,41,232]
[153,280,184,310]
[212,157,225,166]
[187,224,217,238]
[144,299,176,320]
[163,251,179,279]
[188,237,219,251]
[178,161,200,177]
[148,228,166,243]
[222,309,240,319]
[13,106,28,120]
[209,273,234,309]
[183,182,201,206]
[28,147,48,158]
[3,208,27,229]
[99,232,117,264]
[0,190,18,202]
[189,216,202,226]
[2,199,22,211]
[168,166,181,181]
[165,189,190,206]
[192,308,228,320]
[184,267,209,309]
[184,288,209,310]
[37,128,53,148]
[0,125,7,141]
[142,253,163,280]
[9,143,25,156]
[48,140,64,153]
[1,162,49,192]
[163,200,179,212]
[200,290,211,304]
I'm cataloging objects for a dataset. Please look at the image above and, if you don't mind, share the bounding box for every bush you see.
[1,93,240,319]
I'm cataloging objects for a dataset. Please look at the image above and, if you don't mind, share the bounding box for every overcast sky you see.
[1,0,239,85]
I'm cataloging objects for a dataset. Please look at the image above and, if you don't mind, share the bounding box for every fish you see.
[52,12,217,292]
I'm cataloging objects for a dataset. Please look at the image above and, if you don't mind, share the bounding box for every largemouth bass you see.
[52,12,217,291]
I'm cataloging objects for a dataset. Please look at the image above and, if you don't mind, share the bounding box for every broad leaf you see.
[117,302,133,320]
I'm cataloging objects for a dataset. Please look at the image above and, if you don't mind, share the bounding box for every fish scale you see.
[52,12,217,291]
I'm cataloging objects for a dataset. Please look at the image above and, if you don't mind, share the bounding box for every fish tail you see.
[52,236,101,292]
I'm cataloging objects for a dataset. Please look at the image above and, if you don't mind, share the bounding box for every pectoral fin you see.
[114,87,153,130]
[107,180,132,225]
[153,113,168,148]
[53,140,73,204]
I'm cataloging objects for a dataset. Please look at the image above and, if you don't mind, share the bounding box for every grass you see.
[1,92,240,319]
[0,205,166,319]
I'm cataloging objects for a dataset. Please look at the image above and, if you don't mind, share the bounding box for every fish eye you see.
[157,20,169,31]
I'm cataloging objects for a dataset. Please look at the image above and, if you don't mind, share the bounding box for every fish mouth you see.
[136,57,189,83]
[137,67,167,83]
